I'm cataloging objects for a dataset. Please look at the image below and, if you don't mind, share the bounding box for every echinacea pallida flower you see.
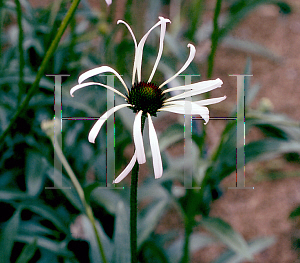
[70,17,226,184]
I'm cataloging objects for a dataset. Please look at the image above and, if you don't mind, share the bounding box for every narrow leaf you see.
[112,202,131,263]
[213,236,276,263]
[0,208,21,263]
[137,200,168,247]
[200,217,252,260]
[25,150,47,197]
[167,233,215,263]
[15,239,38,263]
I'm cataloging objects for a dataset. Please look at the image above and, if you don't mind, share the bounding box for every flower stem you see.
[0,0,81,148]
[15,0,25,107]
[130,161,139,263]
[181,218,193,263]
[130,114,146,263]
[207,0,222,79]
[0,0,4,62]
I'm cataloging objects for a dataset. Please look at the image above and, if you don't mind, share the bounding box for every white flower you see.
[70,17,226,183]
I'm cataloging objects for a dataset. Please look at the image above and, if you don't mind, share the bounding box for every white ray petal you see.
[148,17,170,83]
[194,95,227,106]
[160,101,209,124]
[165,78,223,102]
[117,20,137,50]
[88,104,131,143]
[163,78,222,94]
[159,44,196,89]
[147,114,163,179]
[113,152,137,184]
[105,0,112,5]
[70,82,127,99]
[78,65,129,94]
[133,111,146,164]
[132,17,171,84]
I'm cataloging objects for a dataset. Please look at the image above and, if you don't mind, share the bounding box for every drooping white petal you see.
[160,101,210,124]
[78,65,129,94]
[132,17,171,85]
[194,95,227,106]
[70,82,127,99]
[113,152,137,184]
[165,78,223,102]
[88,104,131,143]
[148,17,170,83]
[105,0,112,5]
[147,114,163,179]
[117,20,137,50]
[163,78,223,95]
[159,44,196,89]
[133,111,146,164]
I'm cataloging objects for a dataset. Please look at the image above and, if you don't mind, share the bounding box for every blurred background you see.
[0,0,300,262]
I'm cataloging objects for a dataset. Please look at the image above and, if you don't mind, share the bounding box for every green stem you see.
[207,0,222,80]
[15,0,25,106]
[130,161,139,263]
[0,0,3,62]
[51,134,108,263]
[0,0,81,148]
[181,218,193,263]
[130,114,146,263]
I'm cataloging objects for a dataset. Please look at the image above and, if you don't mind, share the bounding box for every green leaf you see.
[16,235,72,256]
[137,179,172,201]
[25,150,47,197]
[222,36,282,63]
[0,208,21,263]
[139,240,169,263]
[167,233,215,263]
[200,217,252,260]
[185,0,204,41]
[0,190,29,201]
[24,203,69,233]
[91,187,125,215]
[155,123,184,153]
[19,221,54,236]
[277,1,291,14]
[83,182,101,204]
[137,200,168,247]
[15,239,38,263]
[76,215,112,263]
[0,76,53,90]
[46,167,84,212]
[112,201,131,263]
[213,236,276,263]
[245,83,261,107]
[222,0,292,39]
[290,206,300,218]
[245,139,300,163]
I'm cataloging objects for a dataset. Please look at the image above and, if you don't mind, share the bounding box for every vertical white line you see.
[228,74,254,190]
[106,75,115,187]
[54,75,62,188]
[46,74,70,189]
[184,75,193,188]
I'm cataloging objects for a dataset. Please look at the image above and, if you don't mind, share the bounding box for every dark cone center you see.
[127,82,165,116]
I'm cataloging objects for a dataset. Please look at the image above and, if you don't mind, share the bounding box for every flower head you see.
[70,17,226,183]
